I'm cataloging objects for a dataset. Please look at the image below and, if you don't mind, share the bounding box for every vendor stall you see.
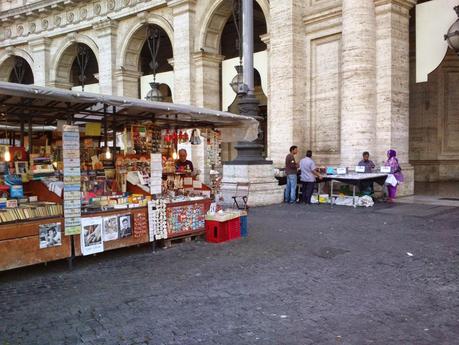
[0,82,257,271]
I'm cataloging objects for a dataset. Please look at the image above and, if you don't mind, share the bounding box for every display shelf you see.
[0,216,70,271]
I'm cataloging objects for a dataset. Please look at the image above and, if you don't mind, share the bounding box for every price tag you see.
[380,166,391,173]
[355,166,365,173]
[336,167,347,175]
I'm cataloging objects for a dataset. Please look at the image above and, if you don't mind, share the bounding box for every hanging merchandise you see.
[189,129,201,145]
[150,127,162,153]
[206,129,222,168]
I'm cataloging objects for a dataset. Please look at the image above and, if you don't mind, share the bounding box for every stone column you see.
[375,0,415,195]
[169,0,196,105]
[340,0,377,167]
[94,19,118,95]
[268,0,306,166]
[114,68,142,98]
[193,51,223,109]
[192,52,224,183]
[28,38,50,87]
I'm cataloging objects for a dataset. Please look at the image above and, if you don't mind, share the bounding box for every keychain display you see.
[148,199,167,240]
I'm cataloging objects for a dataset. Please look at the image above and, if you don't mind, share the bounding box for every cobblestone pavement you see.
[1,203,458,345]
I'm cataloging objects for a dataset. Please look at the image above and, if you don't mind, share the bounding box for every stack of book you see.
[0,202,63,223]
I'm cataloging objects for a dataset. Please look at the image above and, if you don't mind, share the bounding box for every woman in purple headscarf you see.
[384,149,404,202]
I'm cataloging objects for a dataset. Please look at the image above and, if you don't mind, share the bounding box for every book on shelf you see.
[0,202,63,223]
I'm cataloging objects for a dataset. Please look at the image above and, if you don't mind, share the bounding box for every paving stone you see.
[0,203,458,344]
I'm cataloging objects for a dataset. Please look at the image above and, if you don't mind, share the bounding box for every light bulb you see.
[52,161,58,169]
[172,151,177,160]
[4,149,11,162]
[105,147,111,160]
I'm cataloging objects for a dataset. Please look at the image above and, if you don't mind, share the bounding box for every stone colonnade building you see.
[1,0,458,196]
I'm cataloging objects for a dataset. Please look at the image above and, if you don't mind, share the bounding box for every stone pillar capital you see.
[28,37,51,51]
[93,19,119,37]
[374,0,416,11]
[192,51,224,65]
[114,68,142,80]
[260,33,270,50]
[168,0,196,15]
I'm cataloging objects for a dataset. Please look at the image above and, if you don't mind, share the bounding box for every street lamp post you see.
[228,0,270,165]
[444,6,459,54]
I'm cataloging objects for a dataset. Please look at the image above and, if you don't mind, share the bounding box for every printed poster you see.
[103,216,119,242]
[39,223,62,249]
[118,214,132,238]
[81,217,104,255]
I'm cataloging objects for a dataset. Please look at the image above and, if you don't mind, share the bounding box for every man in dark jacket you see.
[284,145,298,204]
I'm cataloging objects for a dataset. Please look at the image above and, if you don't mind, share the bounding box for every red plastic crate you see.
[205,220,229,243]
[205,217,240,243]
[227,217,241,240]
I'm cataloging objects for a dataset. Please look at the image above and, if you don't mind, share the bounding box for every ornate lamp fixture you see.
[444,6,459,55]
[75,43,89,91]
[12,57,25,84]
[145,25,163,102]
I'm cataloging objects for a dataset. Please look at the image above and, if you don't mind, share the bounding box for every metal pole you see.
[242,0,254,94]
[19,118,24,147]
[103,104,108,148]
[28,117,32,152]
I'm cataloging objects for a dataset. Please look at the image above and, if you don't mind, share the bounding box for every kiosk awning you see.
[0,82,259,142]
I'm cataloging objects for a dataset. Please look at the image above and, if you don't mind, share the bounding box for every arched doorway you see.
[119,22,173,100]
[0,55,34,84]
[53,42,99,92]
[139,24,174,102]
[409,4,459,202]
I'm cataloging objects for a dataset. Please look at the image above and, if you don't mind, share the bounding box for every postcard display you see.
[62,125,82,236]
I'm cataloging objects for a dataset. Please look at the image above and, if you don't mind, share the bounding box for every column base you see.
[221,163,284,207]
[398,163,414,196]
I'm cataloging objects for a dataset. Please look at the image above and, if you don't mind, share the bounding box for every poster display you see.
[118,214,132,238]
[103,216,119,241]
[81,217,104,255]
[63,125,82,235]
[39,223,62,249]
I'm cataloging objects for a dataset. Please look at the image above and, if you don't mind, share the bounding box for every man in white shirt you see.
[299,150,322,204]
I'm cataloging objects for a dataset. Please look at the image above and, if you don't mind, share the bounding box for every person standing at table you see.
[284,145,299,204]
[385,149,404,203]
[358,151,375,173]
[358,151,376,195]
[299,150,322,204]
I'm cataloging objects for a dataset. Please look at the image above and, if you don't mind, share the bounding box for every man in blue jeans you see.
[284,145,298,204]
[299,150,323,204]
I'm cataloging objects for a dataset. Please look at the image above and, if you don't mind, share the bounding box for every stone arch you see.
[50,34,99,87]
[198,0,270,54]
[118,14,174,72]
[0,47,34,82]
